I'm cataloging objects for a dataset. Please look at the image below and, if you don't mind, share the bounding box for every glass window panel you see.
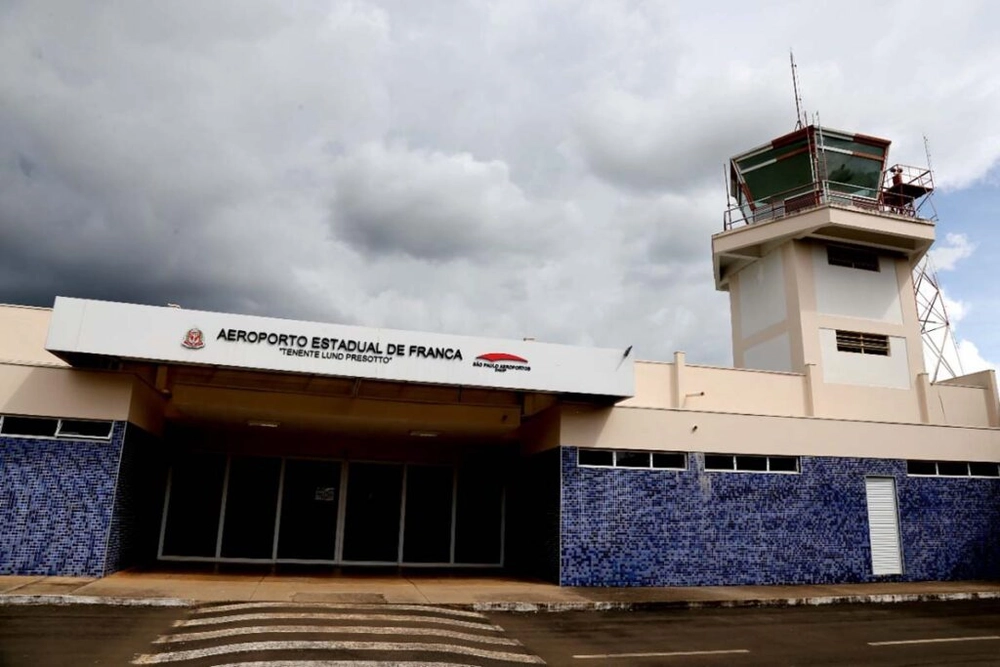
[823,152,883,191]
[969,462,999,478]
[57,419,114,439]
[827,246,879,272]
[735,455,769,472]
[1,416,58,437]
[767,457,799,473]
[652,453,686,470]
[277,460,341,561]
[161,452,227,557]
[704,455,734,471]
[615,451,651,468]
[220,456,282,559]
[403,465,454,564]
[578,450,614,467]
[937,461,970,477]
[742,153,814,203]
[907,460,937,476]
[342,463,404,562]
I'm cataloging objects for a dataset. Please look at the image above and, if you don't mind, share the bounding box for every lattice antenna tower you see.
[911,135,962,382]
[790,50,806,130]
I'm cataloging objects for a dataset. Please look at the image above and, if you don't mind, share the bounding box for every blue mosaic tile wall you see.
[560,447,1000,587]
[899,473,1000,580]
[104,425,167,575]
[0,423,126,577]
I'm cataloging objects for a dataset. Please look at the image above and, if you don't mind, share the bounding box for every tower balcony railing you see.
[723,175,933,231]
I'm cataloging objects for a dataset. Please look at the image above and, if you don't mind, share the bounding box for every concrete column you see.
[804,363,820,417]
[916,372,932,424]
[672,351,686,409]
[984,370,1000,427]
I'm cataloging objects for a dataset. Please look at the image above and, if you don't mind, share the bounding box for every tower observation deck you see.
[725,125,934,230]
[714,125,936,292]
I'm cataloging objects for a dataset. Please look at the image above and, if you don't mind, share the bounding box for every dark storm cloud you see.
[329,143,561,261]
[0,157,331,322]
[1,0,997,367]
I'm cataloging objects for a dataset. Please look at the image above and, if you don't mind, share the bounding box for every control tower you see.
[713,125,936,391]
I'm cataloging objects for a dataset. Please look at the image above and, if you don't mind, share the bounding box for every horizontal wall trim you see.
[610,404,1000,432]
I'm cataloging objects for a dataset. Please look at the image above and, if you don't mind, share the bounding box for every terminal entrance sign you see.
[45,297,634,397]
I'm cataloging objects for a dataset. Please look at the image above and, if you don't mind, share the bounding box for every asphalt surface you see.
[0,601,542,666]
[2,599,999,666]
[0,605,180,666]
[488,599,1000,666]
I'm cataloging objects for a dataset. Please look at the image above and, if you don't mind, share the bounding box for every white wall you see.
[743,333,793,373]
[812,246,903,323]
[819,329,910,389]
[738,248,786,337]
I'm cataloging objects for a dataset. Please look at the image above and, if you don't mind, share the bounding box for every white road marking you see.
[210,662,478,667]
[869,635,1000,646]
[175,612,502,631]
[194,602,485,619]
[573,649,751,659]
[131,640,545,664]
[157,624,521,645]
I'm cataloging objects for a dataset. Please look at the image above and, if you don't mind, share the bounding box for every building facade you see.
[2,125,999,584]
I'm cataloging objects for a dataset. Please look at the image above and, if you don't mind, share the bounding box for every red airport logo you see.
[181,328,206,350]
[474,352,531,373]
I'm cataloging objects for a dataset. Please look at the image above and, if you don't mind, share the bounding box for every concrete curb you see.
[2,590,998,612]
[0,594,195,608]
[472,591,1000,613]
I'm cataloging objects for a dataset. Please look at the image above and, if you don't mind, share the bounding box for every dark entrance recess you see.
[160,452,226,557]
[220,457,281,559]
[160,453,506,566]
[341,463,404,562]
[277,460,341,561]
[403,465,455,563]
[455,465,504,564]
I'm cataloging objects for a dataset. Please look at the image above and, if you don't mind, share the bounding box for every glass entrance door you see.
[402,465,454,563]
[276,460,341,561]
[341,463,404,563]
[161,454,505,567]
[219,456,282,559]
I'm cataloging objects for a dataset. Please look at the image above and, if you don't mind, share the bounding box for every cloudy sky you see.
[1,0,997,371]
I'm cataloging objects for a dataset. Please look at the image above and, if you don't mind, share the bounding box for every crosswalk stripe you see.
[157,625,522,645]
[175,613,502,631]
[194,602,485,619]
[132,640,545,664]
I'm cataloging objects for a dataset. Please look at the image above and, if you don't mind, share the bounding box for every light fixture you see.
[247,420,281,428]
[408,430,441,438]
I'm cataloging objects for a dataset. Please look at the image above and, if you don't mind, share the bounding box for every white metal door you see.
[865,477,903,575]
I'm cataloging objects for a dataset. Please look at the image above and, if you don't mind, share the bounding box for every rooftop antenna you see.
[790,50,806,130]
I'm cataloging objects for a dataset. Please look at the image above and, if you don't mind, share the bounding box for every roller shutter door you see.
[865,477,903,575]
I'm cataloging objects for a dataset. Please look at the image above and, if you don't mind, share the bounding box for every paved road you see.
[1,601,542,666]
[489,599,1000,666]
[0,604,180,666]
[4,600,999,666]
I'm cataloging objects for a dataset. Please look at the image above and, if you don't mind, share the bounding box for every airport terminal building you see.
[2,125,999,585]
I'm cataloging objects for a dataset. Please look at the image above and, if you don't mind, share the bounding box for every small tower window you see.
[827,245,880,272]
[836,330,890,356]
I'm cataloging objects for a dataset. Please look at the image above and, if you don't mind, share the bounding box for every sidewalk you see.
[3,570,1000,611]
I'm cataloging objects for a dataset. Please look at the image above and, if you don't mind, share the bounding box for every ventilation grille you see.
[836,330,890,356]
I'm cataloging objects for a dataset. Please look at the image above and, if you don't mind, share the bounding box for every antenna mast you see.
[790,50,806,130]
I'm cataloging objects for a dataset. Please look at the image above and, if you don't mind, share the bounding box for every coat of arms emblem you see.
[182,328,205,350]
